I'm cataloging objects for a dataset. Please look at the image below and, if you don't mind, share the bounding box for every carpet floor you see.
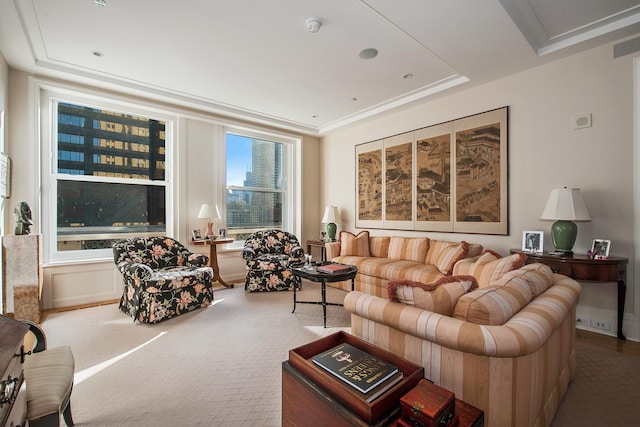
[38,283,640,426]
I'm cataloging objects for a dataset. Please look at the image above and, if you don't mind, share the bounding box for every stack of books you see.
[316,263,353,274]
[311,343,403,402]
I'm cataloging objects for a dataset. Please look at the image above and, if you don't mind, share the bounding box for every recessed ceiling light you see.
[403,73,414,79]
[92,51,104,57]
[351,97,358,102]
[94,0,107,6]
[359,48,378,59]
[312,115,319,119]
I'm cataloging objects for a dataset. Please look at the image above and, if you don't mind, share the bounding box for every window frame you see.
[219,125,300,250]
[39,84,176,264]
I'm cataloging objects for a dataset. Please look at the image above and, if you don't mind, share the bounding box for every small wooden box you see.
[400,379,455,427]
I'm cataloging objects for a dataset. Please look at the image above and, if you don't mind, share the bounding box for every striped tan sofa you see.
[343,255,582,427]
[324,231,484,296]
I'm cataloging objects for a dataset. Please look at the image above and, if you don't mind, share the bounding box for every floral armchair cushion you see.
[242,229,305,292]
[113,236,214,323]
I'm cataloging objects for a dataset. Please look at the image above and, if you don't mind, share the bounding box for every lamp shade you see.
[540,188,591,222]
[321,206,340,224]
[198,204,221,220]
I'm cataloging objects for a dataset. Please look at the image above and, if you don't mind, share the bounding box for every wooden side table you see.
[511,249,628,340]
[190,238,234,288]
[306,239,328,262]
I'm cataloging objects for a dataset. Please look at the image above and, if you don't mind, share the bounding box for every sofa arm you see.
[344,275,580,358]
[242,246,256,262]
[290,245,305,263]
[117,262,153,283]
[186,253,209,267]
[325,241,341,260]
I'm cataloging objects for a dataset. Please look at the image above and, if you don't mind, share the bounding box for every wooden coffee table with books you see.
[282,331,424,426]
[291,262,357,328]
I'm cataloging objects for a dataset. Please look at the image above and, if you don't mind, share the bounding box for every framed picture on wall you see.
[522,230,543,253]
[355,106,508,234]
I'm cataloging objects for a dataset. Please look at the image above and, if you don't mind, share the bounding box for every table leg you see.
[292,283,297,313]
[617,279,626,340]
[321,280,327,328]
[209,243,233,288]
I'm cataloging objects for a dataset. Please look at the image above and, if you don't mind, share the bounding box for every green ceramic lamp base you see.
[551,220,577,254]
[326,222,337,241]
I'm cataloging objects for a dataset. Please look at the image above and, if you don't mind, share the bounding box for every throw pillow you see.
[502,262,554,297]
[425,240,470,275]
[469,251,527,287]
[388,237,429,263]
[453,275,533,325]
[387,275,478,316]
[339,231,371,257]
[369,236,390,258]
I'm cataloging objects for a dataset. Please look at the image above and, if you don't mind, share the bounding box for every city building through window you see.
[225,131,293,246]
[52,101,169,258]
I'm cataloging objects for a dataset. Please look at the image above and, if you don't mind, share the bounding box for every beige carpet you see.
[40,282,351,426]
[39,283,640,426]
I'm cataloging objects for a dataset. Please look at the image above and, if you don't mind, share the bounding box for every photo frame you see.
[0,152,11,198]
[192,229,202,240]
[355,106,508,234]
[522,230,544,253]
[590,239,611,259]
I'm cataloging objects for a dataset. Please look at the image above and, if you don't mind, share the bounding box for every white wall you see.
[321,41,639,340]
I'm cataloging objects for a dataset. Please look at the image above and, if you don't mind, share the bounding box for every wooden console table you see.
[511,249,628,340]
[190,238,234,288]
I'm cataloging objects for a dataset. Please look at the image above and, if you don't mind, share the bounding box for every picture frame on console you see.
[522,230,543,253]
[590,239,610,259]
[192,229,202,240]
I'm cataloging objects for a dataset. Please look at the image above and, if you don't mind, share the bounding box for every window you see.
[46,99,171,261]
[225,131,294,245]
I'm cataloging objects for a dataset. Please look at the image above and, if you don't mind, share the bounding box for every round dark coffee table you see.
[291,263,357,328]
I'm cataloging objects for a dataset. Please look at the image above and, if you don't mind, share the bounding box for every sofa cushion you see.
[424,240,470,275]
[339,231,371,257]
[453,275,533,325]
[333,256,445,284]
[388,275,478,316]
[502,262,554,297]
[467,251,527,287]
[388,237,429,263]
[369,236,390,258]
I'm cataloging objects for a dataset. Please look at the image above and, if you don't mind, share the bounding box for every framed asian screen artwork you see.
[355,106,508,235]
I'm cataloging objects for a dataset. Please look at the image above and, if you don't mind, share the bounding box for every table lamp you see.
[321,206,340,241]
[540,187,591,255]
[198,203,221,238]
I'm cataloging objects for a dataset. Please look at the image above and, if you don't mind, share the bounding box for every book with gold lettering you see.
[311,343,399,394]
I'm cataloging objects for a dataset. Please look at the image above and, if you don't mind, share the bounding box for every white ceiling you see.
[1,0,640,135]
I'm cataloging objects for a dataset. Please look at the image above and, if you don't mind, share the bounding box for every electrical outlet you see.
[591,319,611,331]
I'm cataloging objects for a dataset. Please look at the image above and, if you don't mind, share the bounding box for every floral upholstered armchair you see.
[113,236,214,323]
[242,229,305,292]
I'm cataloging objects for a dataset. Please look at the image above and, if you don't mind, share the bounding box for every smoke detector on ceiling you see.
[306,19,322,33]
